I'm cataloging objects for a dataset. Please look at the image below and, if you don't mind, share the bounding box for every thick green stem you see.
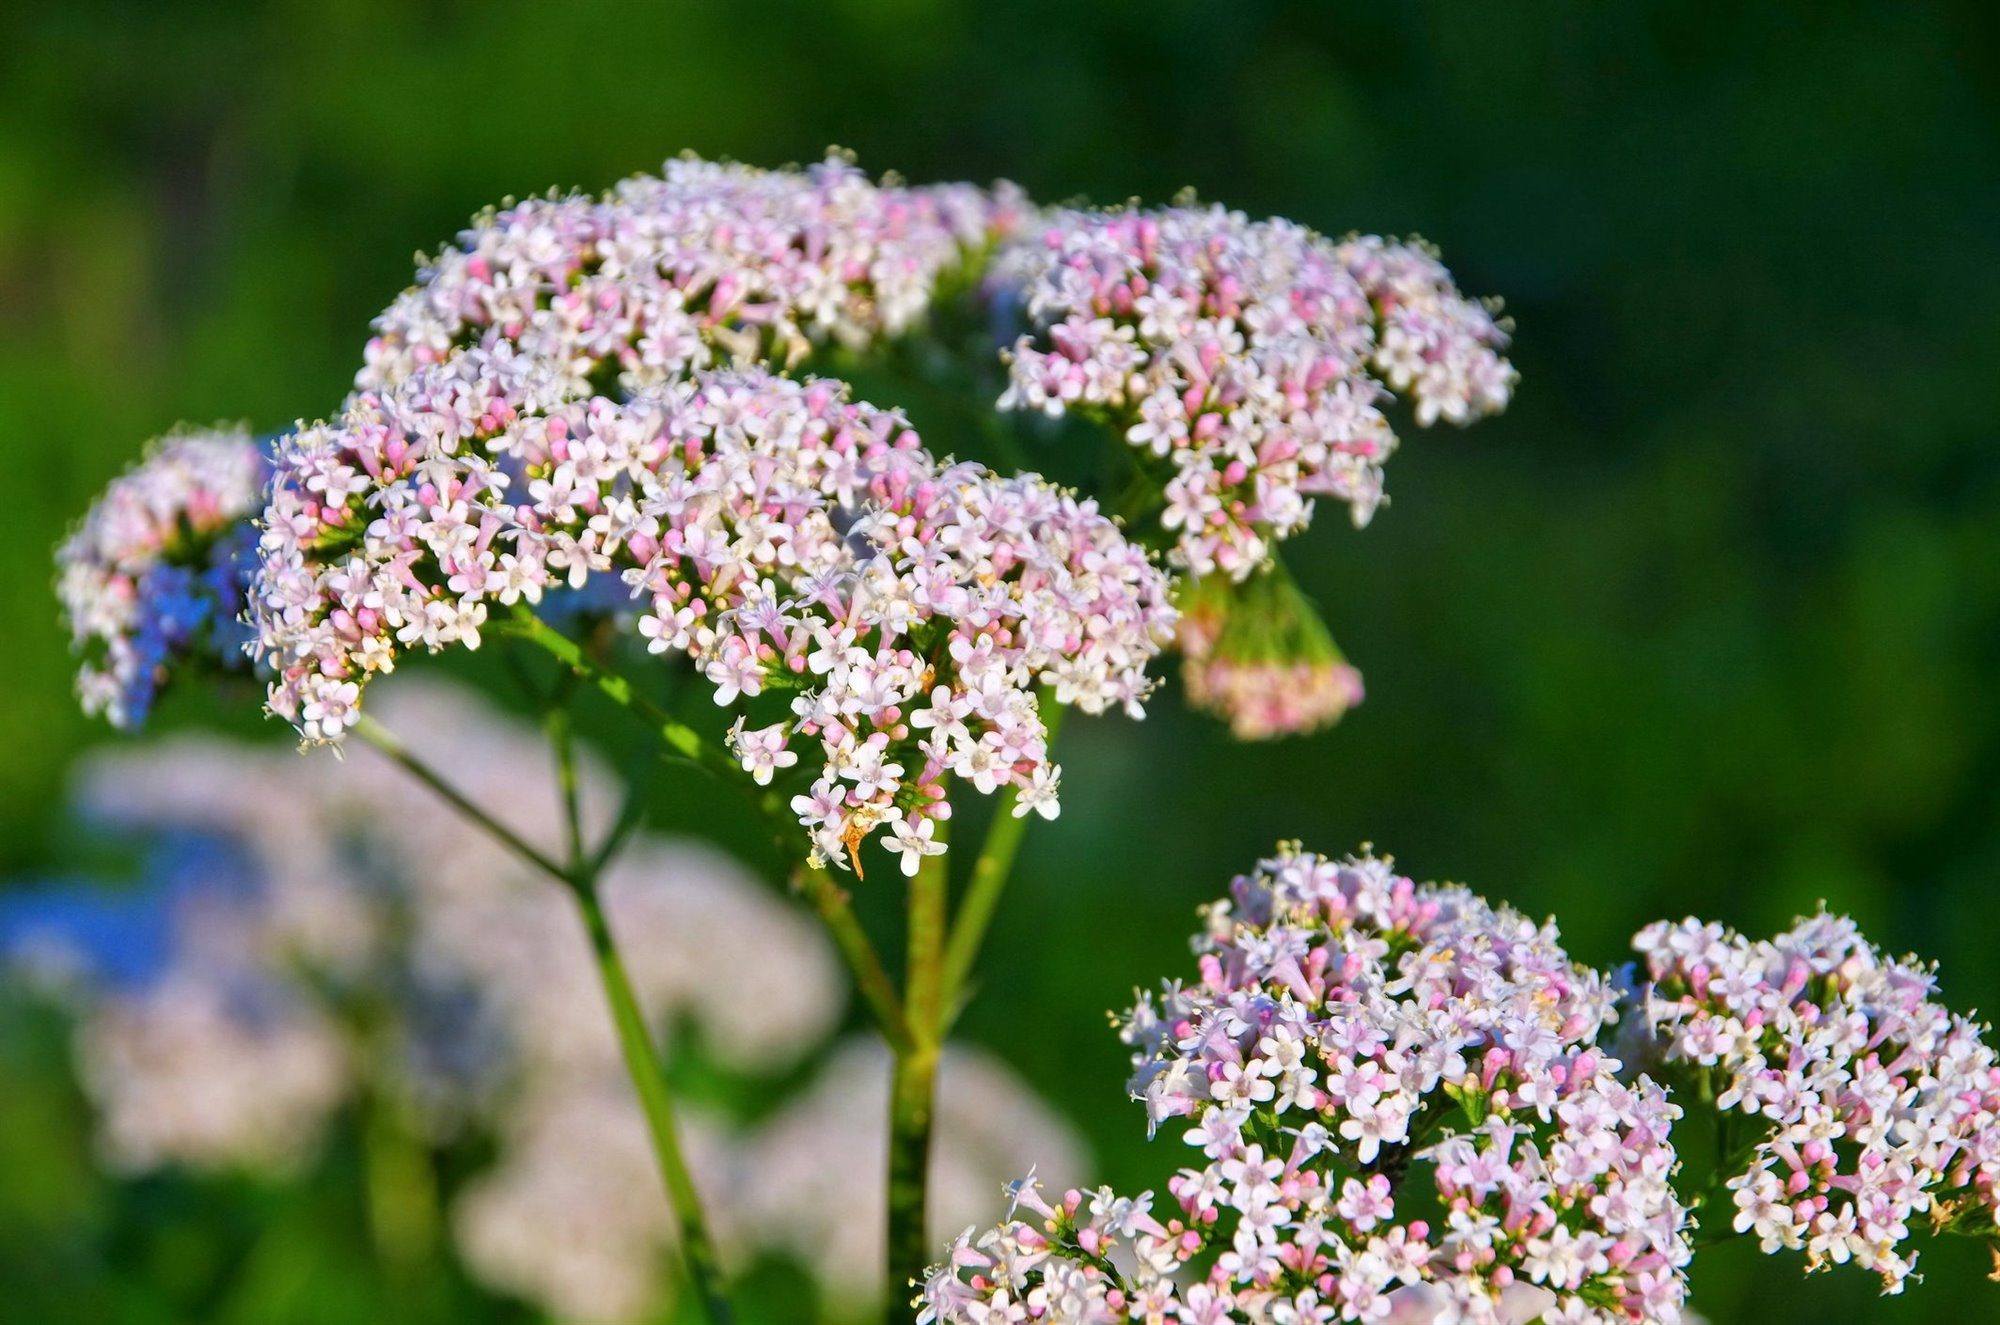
[888,824,950,1317]
[573,875,734,1324]
[886,1041,941,1317]
[938,692,1062,1025]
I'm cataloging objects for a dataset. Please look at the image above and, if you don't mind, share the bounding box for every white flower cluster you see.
[7,678,1085,1324]
[991,208,1515,579]
[924,848,1691,1325]
[77,969,347,1175]
[1634,912,2000,1292]
[56,428,267,728]
[29,679,845,1157]
[253,353,1173,869]
[359,153,1022,398]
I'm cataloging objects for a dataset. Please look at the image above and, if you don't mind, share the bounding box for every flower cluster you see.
[359,153,1023,398]
[1633,913,2000,1292]
[923,848,1691,1325]
[11,678,846,1158]
[991,208,1515,579]
[76,969,348,1175]
[253,353,1173,867]
[56,428,267,728]
[1176,566,1364,740]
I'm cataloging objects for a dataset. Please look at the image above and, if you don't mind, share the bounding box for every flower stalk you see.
[502,608,922,1061]
[353,709,736,1324]
[571,874,734,1324]
[888,820,950,1317]
[939,691,1062,1027]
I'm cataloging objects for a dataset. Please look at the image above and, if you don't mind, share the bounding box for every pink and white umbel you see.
[990,209,1515,580]
[252,350,1175,873]
[359,153,1023,398]
[988,206,1513,740]
[921,849,1692,1325]
[1633,912,2000,1292]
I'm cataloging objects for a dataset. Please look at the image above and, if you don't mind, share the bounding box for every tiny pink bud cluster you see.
[1634,913,2000,1291]
[924,849,1691,1325]
[56,428,268,728]
[991,209,1515,579]
[1175,568,1364,741]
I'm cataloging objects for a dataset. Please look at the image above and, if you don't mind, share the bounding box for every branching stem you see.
[352,709,736,1324]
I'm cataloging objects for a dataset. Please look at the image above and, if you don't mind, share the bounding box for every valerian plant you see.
[56,153,1543,1324]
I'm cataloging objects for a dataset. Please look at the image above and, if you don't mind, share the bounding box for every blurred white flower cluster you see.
[6,677,1085,1322]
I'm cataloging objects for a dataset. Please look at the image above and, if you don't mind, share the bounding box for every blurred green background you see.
[5,1,1999,1321]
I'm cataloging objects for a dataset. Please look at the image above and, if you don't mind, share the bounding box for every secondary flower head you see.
[252,350,1175,868]
[1177,565,1364,740]
[991,207,1515,580]
[1633,912,2000,1292]
[56,428,268,728]
[360,153,1025,398]
[924,848,1691,1325]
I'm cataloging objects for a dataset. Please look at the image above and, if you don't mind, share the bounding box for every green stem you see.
[544,695,735,1325]
[938,692,1062,1026]
[502,607,918,1056]
[354,710,734,1324]
[546,697,587,871]
[888,820,950,1317]
[573,874,735,1324]
[886,1042,941,1316]
[501,605,736,782]
[794,864,915,1054]
[352,715,568,882]
[361,1091,437,1275]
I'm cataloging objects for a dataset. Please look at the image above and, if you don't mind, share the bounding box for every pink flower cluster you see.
[924,849,1691,1325]
[1634,913,2000,1291]
[991,209,1515,579]
[360,153,1023,398]
[56,428,268,728]
[252,350,1173,869]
